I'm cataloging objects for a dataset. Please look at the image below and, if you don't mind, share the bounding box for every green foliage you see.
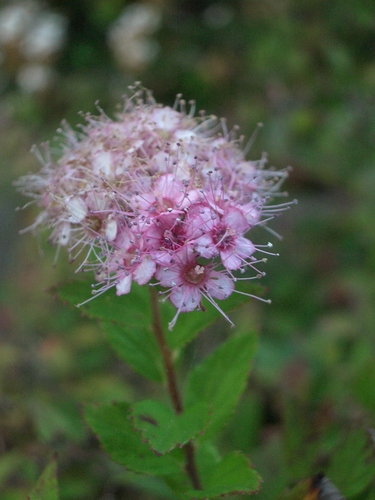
[58,280,261,497]
[57,279,260,380]
[164,282,265,349]
[28,460,59,500]
[57,280,164,381]
[84,402,182,476]
[56,280,150,325]
[326,429,375,497]
[131,400,211,455]
[186,451,262,499]
[185,330,257,440]
[84,382,262,498]
[4,0,375,498]
[102,320,163,381]
[29,397,85,442]
[82,324,259,497]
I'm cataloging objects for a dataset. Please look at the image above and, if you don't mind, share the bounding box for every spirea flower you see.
[15,83,295,329]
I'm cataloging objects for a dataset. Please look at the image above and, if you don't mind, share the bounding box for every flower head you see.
[15,83,294,329]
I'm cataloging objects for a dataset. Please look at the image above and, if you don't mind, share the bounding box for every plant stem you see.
[149,288,202,491]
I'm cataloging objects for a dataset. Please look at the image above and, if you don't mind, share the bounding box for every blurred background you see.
[1,0,375,498]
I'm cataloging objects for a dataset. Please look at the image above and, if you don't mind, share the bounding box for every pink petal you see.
[222,207,248,233]
[155,265,181,287]
[116,274,132,295]
[150,107,180,130]
[133,257,156,285]
[105,219,117,241]
[192,234,216,258]
[206,271,234,300]
[185,204,216,239]
[114,227,133,251]
[240,203,261,226]
[144,224,163,250]
[66,196,87,222]
[220,250,242,270]
[50,221,71,246]
[170,286,201,312]
[155,174,185,206]
[236,236,256,257]
[220,237,255,270]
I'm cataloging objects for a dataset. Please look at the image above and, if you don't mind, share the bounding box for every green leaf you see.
[28,460,59,500]
[186,451,262,499]
[184,331,257,440]
[29,397,85,442]
[124,471,179,500]
[56,278,263,366]
[102,320,163,381]
[164,282,265,349]
[326,428,375,497]
[56,279,149,323]
[56,280,163,381]
[84,402,182,475]
[131,400,211,454]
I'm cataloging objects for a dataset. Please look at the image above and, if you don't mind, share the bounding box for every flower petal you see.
[133,256,156,285]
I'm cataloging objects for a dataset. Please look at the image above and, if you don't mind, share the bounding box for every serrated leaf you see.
[84,402,181,475]
[164,281,265,349]
[131,400,211,454]
[28,460,59,500]
[186,451,262,499]
[56,280,163,381]
[184,331,257,440]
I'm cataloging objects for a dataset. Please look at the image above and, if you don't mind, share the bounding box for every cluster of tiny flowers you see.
[16,84,294,329]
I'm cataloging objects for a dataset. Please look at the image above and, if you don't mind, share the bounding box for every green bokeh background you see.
[1,0,375,498]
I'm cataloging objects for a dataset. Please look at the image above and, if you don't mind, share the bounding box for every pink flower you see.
[115,252,156,295]
[144,212,185,256]
[155,247,234,330]
[92,247,156,299]
[130,173,191,215]
[184,204,256,270]
[15,84,294,328]
[211,207,256,270]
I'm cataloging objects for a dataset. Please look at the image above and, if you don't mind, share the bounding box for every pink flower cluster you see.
[16,84,293,329]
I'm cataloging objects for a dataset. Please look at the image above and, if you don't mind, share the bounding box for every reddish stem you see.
[149,288,202,491]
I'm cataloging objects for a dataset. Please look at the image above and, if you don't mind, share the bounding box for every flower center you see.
[214,227,236,249]
[161,223,184,250]
[184,264,206,285]
[162,197,174,209]
[85,215,102,234]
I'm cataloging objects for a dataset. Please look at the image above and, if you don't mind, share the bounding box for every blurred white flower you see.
[21,12,68,62]
[16,63,55,93]
[107,3,162,72]
[0,0,67,92]
[0,2,34,45]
